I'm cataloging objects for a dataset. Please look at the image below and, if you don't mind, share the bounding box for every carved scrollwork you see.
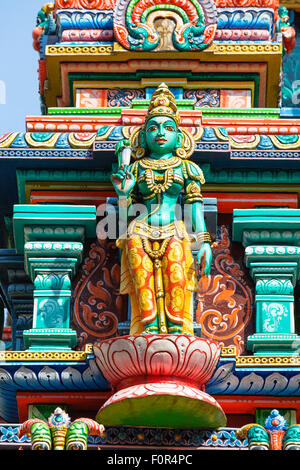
[196,225,254,355]
[72,239,127,349]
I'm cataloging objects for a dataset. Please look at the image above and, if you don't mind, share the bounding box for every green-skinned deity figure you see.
[111,83,212,335]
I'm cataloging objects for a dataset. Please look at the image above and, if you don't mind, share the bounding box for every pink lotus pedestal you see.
[93,334,226,429]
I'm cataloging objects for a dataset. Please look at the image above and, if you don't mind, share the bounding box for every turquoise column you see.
[232,209,300,356]
[13,205,96,351]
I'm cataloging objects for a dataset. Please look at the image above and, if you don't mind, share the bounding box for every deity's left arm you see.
[183,161,212,276]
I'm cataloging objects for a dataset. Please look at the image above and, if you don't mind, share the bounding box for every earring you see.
[176,147,187,159]
[135,147,146,159]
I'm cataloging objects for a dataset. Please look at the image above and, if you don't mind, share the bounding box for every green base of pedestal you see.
[96,386,227,429]
[23,328,77,351]
[247,333,300,356]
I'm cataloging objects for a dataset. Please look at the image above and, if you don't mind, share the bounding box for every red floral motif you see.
[196,225,254,355]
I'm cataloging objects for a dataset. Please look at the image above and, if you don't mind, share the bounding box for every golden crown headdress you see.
[130,83,195,159]
[144,83,180,127]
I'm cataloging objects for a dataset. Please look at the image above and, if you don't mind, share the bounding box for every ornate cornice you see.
[45,42,282,56]
[211,42,282,54]
[0,350,89,362]
[46,45,114,55]
[236,356,300,367]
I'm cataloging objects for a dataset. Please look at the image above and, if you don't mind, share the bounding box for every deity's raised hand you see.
[111,165,136,197]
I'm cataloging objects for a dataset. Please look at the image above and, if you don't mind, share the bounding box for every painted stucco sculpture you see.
[236,409,300,451]
[112,83,212,336]
[113,0,217,51]
[33,3,56,52]
[276,6,296,55]
[93,84,226,429]
[1,0,300,453]
[18,407,105,450]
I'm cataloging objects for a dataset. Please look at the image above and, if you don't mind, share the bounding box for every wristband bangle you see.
[196,232,211,244]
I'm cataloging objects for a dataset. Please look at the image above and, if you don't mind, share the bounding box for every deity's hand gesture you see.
[111,139,136,197]
[196,242,212,277]
[111,165,136,197]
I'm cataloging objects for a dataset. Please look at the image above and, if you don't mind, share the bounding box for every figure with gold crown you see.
[95,84,226,429]
[111,84,212,336]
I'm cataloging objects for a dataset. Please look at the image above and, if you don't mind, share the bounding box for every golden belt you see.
[127,220,192,241]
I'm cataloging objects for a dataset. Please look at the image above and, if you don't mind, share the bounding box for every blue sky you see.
[0,0,44,135]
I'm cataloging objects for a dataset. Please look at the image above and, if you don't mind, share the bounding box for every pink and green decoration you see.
[113,0,217,51]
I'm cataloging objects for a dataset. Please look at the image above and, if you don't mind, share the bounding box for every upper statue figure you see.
[111,83,212,335]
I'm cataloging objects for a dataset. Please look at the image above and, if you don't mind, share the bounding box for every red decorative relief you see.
[214,0,278,7]
[55,0,115,9]
[196,225,254,355]
[72,239,127,349]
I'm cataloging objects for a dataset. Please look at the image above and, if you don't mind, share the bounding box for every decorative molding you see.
[215,29,271,40]
[0,350,89,361]
[256,278,294,295]
[0,423,247,449]
[206,357,300,396]
[211,42,282,54]
[61,29,114,42]
[45,42,282,57]
[221,346,237,357]
[46,45,113,54]
[56,10,114,32]
[217,7,275,33]
[236,356,300,367]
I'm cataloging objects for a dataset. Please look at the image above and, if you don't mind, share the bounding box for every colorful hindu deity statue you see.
[276,6,296,55]
[111,83,212,336]
[32,3,56,52]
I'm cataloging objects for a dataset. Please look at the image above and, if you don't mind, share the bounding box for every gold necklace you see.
[139,156,182,171]
[144,168,174,196]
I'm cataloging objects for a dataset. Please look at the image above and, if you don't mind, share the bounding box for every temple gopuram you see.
[1,0,300,453]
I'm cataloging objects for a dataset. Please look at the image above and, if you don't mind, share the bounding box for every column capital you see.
[12,205,97,351]
[232,209,300,248]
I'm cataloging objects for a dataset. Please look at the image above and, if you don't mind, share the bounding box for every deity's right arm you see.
[111,161,138,217]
